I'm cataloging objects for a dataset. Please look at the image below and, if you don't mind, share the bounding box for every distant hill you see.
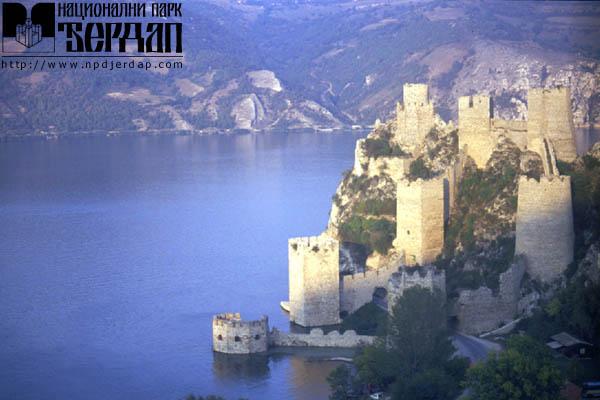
[2,0,600,134]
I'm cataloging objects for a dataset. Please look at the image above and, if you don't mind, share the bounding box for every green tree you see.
[327,365,354,400]
[351,287,468,399]
[466,335,563,400]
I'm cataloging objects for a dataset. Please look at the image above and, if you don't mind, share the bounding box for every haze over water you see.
[0,132,365,400]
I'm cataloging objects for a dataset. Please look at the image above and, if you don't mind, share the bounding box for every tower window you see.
[234,336,241,342]
[254,334,261,340]
[217,334,223,341]
[407,230,410,235]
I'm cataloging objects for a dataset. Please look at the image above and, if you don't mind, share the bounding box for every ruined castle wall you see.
[340,264,399,314]
[527,88,577,162]
[395,178,445,266]
[212,314,269,354]
[491,119,528,150]
[352,139,411,179]
[395,84,434,149]
[288,235,341,327]
[387,267,446,312]
[458,95,493,167]
[269,328,375,348]
[515,176,574,282]
[456,261,525,335]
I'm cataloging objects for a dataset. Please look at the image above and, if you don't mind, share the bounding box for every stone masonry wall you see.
[288,235,341,327]
[515,176,574,282]
[340,263,400,314]
[395,177,445,266]
[458,95,493,167]
[527,87,577,162]
[269,328,375,348]
[395,83,435,149]
[491,119,527,150]
[212,313,269,354]
[387,266,446,313]
[456,261,525,335]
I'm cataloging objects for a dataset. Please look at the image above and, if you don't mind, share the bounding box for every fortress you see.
[212,313,374,354]
[458,87,577,167]
[214,81,578,347]
[280,83,575,330]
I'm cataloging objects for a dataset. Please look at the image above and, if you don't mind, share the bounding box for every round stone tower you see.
[212,313,269,354]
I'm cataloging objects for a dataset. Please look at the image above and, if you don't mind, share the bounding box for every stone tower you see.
[458,95,493,168]
[395,83,435,149]
[288,235,340,327]
[394,178,445,266]
[212,313,269,354]
[527,87,577,162]
[515,175,574,282]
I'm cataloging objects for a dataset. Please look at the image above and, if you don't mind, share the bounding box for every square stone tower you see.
[394,178,445,266]
[527,87,577,162]
[288,235,340,327]
[458,95,493,168]
[395,83,435,149]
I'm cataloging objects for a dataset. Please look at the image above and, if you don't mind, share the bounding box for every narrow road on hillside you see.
[452,333,502,363]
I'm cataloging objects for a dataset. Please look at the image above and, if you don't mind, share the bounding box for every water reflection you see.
[212,352,271,382]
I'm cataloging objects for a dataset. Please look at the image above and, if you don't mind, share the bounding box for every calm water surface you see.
[0,132,365,400]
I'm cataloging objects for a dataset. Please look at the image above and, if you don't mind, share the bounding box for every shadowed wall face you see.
[288,236,341,327]
[458,95,493,167]
[395,178,445,266]
[515,176,574,282]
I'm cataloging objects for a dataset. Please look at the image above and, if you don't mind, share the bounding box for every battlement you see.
[515,174,574,282]
[387,265,446,312]
[458,95,492,115]
[518,174,571,187]
[289,235,338,254]
[395,177,445,266]
[528,86,570,98]
[340,263,400,313]
[212,313,269,354]
[214,312,241,322]
[269,327,375,348]
[341,263,398,283]
[213,313,268,328]
[403,83,430,106]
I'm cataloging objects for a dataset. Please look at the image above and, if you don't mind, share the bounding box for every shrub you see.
[340,302,387,336]
[363,138,407,158]
[353,198,396,216]
[408,157,433,180]
[339,215,395,254]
